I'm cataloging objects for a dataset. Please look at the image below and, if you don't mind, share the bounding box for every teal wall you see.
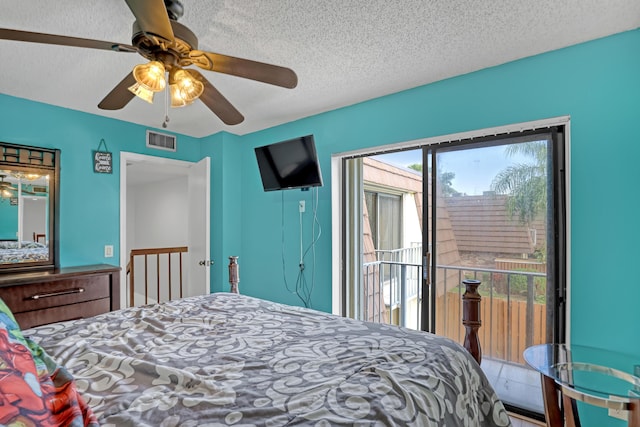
[1,28,638,426]
[0,96,202,266]
[201,131,243,292]
[0,201,18,239]
[238,30,640,353]
[232,30,639,426]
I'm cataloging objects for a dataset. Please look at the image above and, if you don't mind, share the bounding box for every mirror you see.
[0,142,59,272]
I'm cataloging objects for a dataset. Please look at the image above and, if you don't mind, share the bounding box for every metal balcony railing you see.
[362,259,422,328]
[361,248,547,364]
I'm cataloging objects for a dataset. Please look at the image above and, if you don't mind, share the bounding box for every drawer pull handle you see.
[29,288,85,300]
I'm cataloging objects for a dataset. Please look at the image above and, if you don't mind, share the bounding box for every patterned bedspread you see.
[25,293,511,426]
[0,240,48,263]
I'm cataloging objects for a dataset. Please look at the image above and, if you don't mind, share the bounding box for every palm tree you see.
[490,141,547,225]
[408,163,461,197]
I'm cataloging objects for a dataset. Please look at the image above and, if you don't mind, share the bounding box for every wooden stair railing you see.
[127,246,188,307]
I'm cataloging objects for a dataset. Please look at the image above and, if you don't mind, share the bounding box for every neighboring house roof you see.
[363,157,462,295]
[363,157,422,265]
[362,158,547,258]
[445,195,545,256]
[363,158,422,193]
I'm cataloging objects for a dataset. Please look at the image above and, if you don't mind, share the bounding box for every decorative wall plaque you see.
[93,139,112,174]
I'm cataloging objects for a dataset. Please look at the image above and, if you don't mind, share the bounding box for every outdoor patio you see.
[482,357,544,415]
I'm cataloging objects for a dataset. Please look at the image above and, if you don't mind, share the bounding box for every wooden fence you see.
[435,291,546,364]
[494,258,546,273]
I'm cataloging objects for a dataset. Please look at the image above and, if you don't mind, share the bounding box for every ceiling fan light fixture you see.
[128,82,155,104]
[169,84,193,107]
[132,61,166,92]
[1,2,296,125]
[7,171,40,181]
[169,69,204,107]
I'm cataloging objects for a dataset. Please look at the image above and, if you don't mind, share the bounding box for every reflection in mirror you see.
[0,143,59,271]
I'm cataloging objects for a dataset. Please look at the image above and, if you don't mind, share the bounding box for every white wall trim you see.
[336,116,570,159]
[564,121,572,343]
[330,154,343,315]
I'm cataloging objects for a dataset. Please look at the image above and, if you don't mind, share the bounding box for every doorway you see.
[119,152,210,308]
[335,118,568,418]
[20,197,47,243]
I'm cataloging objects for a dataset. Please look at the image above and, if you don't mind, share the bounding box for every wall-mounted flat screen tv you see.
[255,135,323,191]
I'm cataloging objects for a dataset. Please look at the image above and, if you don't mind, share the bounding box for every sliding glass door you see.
[342,126,566,418]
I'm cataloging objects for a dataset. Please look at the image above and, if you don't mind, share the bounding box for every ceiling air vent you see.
[32,186,48,193]
[146,130,177,152]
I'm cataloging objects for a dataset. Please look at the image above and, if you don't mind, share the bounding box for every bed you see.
[5,292,511,426]
[0,240,49,263]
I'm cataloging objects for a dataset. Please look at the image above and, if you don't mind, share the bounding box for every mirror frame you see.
[0,142,60,272]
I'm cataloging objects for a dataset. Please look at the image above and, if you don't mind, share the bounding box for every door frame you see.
[331,115,571,337]
[119,152,211,308]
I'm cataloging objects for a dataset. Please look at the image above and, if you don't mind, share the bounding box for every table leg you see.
[541,374,563,427]
[629,400,640,427]
[562,393,581,427]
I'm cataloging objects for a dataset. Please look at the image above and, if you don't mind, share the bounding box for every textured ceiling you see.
[1,1,639,138]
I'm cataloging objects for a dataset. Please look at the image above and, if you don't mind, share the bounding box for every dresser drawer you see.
[0,264,120,328]
[1,274,110,314]
[16,298,111,330]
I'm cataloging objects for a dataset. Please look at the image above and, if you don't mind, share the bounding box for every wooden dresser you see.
[0,264,120,329]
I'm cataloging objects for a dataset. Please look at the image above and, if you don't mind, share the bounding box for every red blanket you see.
[0,299,98,427]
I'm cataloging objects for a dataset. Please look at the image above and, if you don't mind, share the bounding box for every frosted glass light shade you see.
[7,171,40,181]
[169,84,193,107]
[170,69,204,107]
[132,61,166,92]
[128,82,155,104]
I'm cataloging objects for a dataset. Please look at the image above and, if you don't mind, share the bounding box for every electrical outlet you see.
[299,200,305,213]
[104,245,114,258]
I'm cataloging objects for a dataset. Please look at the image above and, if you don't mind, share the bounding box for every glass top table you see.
[524,344,640,427]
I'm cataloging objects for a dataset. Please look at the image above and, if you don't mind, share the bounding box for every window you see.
[364,191,402,254]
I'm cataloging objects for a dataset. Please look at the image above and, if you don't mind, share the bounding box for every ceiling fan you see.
[0,175,12,197]
[0,174,37,198]
[0,0,298,126]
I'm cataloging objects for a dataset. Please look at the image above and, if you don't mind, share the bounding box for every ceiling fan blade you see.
[124,0,174,44]
[189,50,298,89]
[187,70,244,125]
[0,183,31,194]
[0,28,136,52]
[98,73,137,110]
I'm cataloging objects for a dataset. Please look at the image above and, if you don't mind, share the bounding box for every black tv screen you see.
[255,135,323,191]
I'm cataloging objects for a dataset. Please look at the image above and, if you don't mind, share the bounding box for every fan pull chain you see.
[162,78,170,128]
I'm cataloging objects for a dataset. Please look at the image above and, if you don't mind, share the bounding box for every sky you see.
[372,145,530,196]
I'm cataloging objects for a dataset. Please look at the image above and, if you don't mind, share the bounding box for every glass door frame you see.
[422,127,567,347]
[333,117,570,348]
